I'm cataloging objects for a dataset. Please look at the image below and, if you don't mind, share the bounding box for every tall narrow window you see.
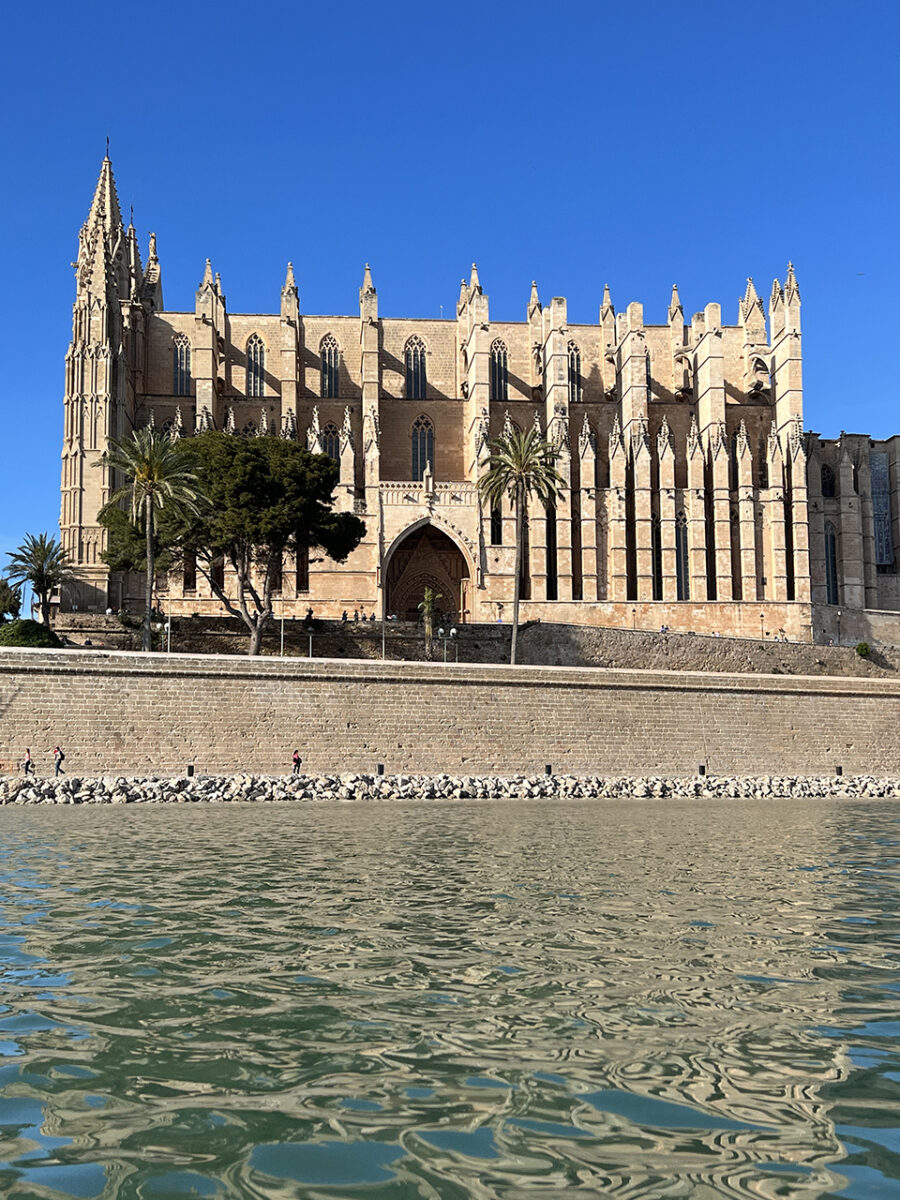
[405,336,427,399]
[821,463,836,498]
[411,415,434,481]
[651,514,663,601]
[296,541,309,592]
[269,554,282,594]
[490,507,503,546]
[729,432,740,492]
[567,341,582,404]
[825,521,839,605]
[183,551,197,593]
[211,556,225,592]
[322,422,340,461]
[173,335,191,396]
[675,510,690,600]
[246,334,265,398]
[545,504,558,600]
[321,335,340,398]
[490,340,508,402]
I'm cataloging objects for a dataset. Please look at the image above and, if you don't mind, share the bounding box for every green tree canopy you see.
[0,577,21,623]
[185,432,366,655]
[5,533,75,627]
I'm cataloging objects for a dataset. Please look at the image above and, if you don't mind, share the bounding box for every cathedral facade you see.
[61,157,900,640]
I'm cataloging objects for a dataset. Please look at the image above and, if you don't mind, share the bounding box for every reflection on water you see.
[0,799,897,1198]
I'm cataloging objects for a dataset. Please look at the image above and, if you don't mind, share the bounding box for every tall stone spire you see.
[360,262,375,297]
[469,262,481,296]
[600,283,614,321]
[84,154,124,239]
[668,284,683,323]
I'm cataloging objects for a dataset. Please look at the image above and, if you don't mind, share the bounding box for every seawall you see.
[2,648,900,778]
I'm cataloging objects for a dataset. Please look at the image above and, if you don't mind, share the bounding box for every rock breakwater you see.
[2,772,899,805]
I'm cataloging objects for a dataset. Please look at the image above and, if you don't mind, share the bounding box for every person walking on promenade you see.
[53,746,66,777]
[292,750,303,776]
[23,749,34,777]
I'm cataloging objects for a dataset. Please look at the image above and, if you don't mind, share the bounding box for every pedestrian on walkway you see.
[23,749,34,777]
[292,749,302,776]
[53,746,66,777]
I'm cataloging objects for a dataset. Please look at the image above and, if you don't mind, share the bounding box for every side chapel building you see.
[61,157,900,640]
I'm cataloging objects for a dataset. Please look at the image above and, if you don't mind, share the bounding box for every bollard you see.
[377,763,384,776]
[835,764,843,777]
[545,764,552,776]
[698,764,706,777]
[187,763,195,778]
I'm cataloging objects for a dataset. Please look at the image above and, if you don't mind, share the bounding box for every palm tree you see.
[6,534,75,627]
[417,586,442,660]
[478,426,564,665]
[100,428,202,652]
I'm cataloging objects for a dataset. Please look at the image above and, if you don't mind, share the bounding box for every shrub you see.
[855,641,871,658]
[0,619,63,649]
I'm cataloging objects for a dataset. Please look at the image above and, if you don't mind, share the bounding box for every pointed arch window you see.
[321,335,340,399]
[821,463,836,498]
[825,521,839,605]
[322,422,340,461]
[490,507,503,546]
[405,336,427,399]
[246,334,265,398]
[490,340,508,402]
[241,419,257,437]
[173,335,191,396]
[675,510,690,600]
[411,414,434,481]
[568,341,582,404]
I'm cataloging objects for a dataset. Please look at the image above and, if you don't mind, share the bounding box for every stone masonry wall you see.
[2,649,900,779]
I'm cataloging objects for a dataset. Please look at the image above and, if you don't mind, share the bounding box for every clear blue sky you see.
[1,0,897,572]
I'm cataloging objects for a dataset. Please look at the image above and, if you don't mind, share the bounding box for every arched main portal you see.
[385,523,471,622]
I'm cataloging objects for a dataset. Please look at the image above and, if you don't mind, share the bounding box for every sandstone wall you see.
[2,649,900,779]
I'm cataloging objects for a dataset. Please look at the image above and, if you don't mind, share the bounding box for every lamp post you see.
[308,628,314,659]
[632,606,636,631]
[280,599,285,657]
[759,611,764,641]
[837,609,842,646]
[451,626,458,662]
[166,618,171,654]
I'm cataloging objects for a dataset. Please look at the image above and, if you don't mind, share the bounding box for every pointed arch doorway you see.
[385,523,471,622]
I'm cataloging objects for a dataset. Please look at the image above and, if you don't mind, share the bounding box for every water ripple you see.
[0,798,897,1196]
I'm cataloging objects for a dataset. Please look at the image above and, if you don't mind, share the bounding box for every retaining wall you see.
[2,649,900,779]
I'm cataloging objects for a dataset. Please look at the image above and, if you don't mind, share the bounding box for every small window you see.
[490,340,508,402]
[246,334,265,398]
[241,419,257,437]
[568,341,582,404]
[405,336,427,399]
[821,463,836,498]
[173,335,191,396]
[412,414,434,481]
[321,335,340,399]
[322,422,340,461]
[210,556,225,591]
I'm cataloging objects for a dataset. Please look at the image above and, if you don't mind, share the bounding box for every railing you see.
[379,482,478,506]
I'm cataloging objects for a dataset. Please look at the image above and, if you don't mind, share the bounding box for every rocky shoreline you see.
[1,772,899,805]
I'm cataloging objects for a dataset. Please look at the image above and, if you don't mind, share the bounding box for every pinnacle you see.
[785,261,800,300]
[601,283,614,317]
[85,154,123,235]
[668,283,682,321]
[361,262,375,293]
[284,261,297,292]
[469,262,481,292]
[201,258,214,287]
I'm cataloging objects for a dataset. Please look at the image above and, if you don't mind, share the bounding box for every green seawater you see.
[0,798,898,1199]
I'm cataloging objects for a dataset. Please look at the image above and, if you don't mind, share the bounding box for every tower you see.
[61,154,146,609]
